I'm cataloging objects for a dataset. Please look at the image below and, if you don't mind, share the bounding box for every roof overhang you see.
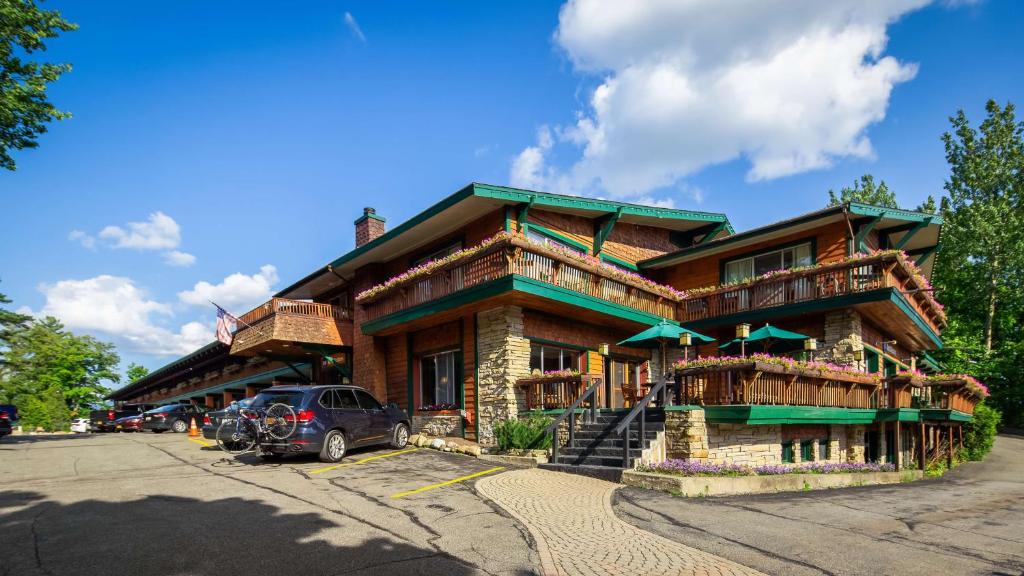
[641,202,942,277]
[277,183,732,299]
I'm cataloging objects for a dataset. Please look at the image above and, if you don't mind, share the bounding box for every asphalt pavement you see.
[614,434,1024,576]
[0,432,539,576]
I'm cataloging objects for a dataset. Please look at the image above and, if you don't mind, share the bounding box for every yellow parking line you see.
[390,466,504,499]
[189,437,212,448]
[309,447,419,475]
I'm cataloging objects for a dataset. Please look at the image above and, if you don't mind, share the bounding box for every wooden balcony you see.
[230,298,352,357]
[358,235,678,325]
[517,373,603,411]
[675,361,880,409]
[679,253,945,347]
[885,375,982,416]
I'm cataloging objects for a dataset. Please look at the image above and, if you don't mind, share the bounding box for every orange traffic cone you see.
[188,417,200,438]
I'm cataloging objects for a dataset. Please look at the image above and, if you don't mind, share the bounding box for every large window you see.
[526,228,585,255]
[529,343,581,373]
[723,242,813,284]
[420,350,457,409]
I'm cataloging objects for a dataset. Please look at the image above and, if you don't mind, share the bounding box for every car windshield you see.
[251,391,306,409]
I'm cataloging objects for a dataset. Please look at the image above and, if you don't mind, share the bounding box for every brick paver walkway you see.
[476,468,764,576]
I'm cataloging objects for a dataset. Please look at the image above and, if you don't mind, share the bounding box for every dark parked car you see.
[141,403,208,433]
[0,408,12,439]
[229,385,410,462]
[88,405,154,432]
[202,397,255,441]
[114,413,144,432]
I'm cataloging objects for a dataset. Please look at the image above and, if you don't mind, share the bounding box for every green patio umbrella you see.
[718,323,809,355]
[618,320,715,403]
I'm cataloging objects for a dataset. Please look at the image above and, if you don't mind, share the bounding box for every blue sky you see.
[0,1,1020,378]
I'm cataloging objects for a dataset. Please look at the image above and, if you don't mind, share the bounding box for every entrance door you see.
[605,358,642,409]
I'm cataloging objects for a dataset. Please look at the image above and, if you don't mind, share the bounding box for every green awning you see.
[719,324,810,353]
[618,319,715,348]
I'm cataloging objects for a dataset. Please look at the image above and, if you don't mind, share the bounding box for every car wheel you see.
[171,419,188,433]
[391,423,410,448]
[319,430,347,463]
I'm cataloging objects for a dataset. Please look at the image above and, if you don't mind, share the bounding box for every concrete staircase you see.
[539,409,664,482]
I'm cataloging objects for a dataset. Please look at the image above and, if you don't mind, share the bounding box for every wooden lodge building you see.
[110,183,979,474]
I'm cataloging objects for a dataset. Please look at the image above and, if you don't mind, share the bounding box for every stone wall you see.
[664,410,709,460]
[476,306,531,445]
[821,309,866,370]
[412,414,461,437]
[707,423,783,466]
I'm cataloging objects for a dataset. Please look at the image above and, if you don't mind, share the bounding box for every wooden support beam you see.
[592,207,622,255]
[919,422,926,470]
[894,420,902,469]
[698,220,729,245]
[854,215,883,253]
[947,426,954,469]
[894,218,931,250]
[516,196,536,232]
[915,244,939,267]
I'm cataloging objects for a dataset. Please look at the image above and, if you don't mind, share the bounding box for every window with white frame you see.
[529,343,581,373]
[420,350,457,409]
[723,242,813,284]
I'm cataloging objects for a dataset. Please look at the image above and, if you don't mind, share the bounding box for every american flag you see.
[214,304,237,346]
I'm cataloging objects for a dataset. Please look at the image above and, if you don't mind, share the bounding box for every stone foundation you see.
[663,409,868,467]
[412,414,461,437]
[476,306,531,445]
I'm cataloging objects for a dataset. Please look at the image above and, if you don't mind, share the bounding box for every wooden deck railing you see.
[674,362,880,409]
[517,374,602,411]
[237,298,351,327]
[679,254,944,335]
[883,375,980,415]
[360,236,678,322]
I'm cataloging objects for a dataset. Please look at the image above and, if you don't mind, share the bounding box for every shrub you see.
[493,412,553,451]
[962,402,1001,461]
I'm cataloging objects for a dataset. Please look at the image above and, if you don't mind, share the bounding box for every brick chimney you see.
[355,207,386,247]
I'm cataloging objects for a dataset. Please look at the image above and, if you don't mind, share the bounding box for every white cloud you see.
[68,230,96,250]
[163,250,197,267]
[178,265,279,314]
[30,275,213,356]
[512,0,930,200]
[344,12,366,42]
[99,211,181,250]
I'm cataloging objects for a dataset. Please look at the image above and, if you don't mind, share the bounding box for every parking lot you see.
[0,432,539,575]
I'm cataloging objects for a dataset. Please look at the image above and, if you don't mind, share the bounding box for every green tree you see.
[1,316,120,415]
[827,174,899,208]
[916,195,938,214]
[939,100,1024,354]
[125,362,149,383]
[0,0,78,170]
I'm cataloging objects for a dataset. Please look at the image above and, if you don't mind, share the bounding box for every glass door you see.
[605,358,641,409]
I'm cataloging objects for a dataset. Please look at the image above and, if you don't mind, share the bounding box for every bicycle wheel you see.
[215,417,256,455]
[264,403,297,440]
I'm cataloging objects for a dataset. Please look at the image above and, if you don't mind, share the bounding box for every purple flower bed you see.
[637,459,895,477]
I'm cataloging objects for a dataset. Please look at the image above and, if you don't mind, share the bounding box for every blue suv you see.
[251,385,411,462]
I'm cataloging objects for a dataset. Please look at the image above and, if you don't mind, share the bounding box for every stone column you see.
[792,438,802,464]
[846,425,866,463]
[828,425,844,462]
[821,310,865,370]
[476,306,531,445]
[664,410,709,461]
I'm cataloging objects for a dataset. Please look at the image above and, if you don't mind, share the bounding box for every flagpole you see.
[210,300,258,331]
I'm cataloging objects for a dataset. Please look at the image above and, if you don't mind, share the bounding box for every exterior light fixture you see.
[853,349,864,362]
[803,339,817,351]
[735,323,751,339]
[678,333,692,347]
[598,343,610,356]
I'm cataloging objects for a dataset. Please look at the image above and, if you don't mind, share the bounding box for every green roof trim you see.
[354,212,387,225]
[524,222,590,253]
[108,340,226,400]
[154,365,309,405]
[599,253,639,271]
[921,409,973,422]
[277,183,731,298]
[640,202,942,269]
[875,408,922,423]
[704,405,878,425]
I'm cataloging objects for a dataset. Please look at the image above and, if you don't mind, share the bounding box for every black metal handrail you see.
[544,378,602,463]
[612,376,668,468]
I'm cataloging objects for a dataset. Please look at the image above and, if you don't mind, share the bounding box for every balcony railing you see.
[679,253,945,335]
[359,236,678,322]
[517,373,603,411]
[674,361,880,409]
[230,297,352,356]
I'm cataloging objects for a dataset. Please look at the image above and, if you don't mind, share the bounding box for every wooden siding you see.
[659,221,849,291]
[385,334,408,413]
[462,318,477,440]
[526,209,594,251]
[602,223,679,264]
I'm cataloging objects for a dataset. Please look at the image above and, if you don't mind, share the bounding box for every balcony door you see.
[605,357,644,409]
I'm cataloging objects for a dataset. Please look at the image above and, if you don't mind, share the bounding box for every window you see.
[420,350,457,408]
[723,242,813,284]
[800,440,814,462]
[354,390,383,411]
[320,389,358,410]
[529,343,581,373]
[818,439,829,461]
[781,441,795,463]
[412,241,463,267]
[526,228,585,255]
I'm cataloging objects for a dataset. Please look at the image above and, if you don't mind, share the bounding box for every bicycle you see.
[214,402,298,455]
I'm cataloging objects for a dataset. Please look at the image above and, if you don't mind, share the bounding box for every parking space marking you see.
[390,466,504,499]
[188,438,212,448]
[309,447,419,475]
